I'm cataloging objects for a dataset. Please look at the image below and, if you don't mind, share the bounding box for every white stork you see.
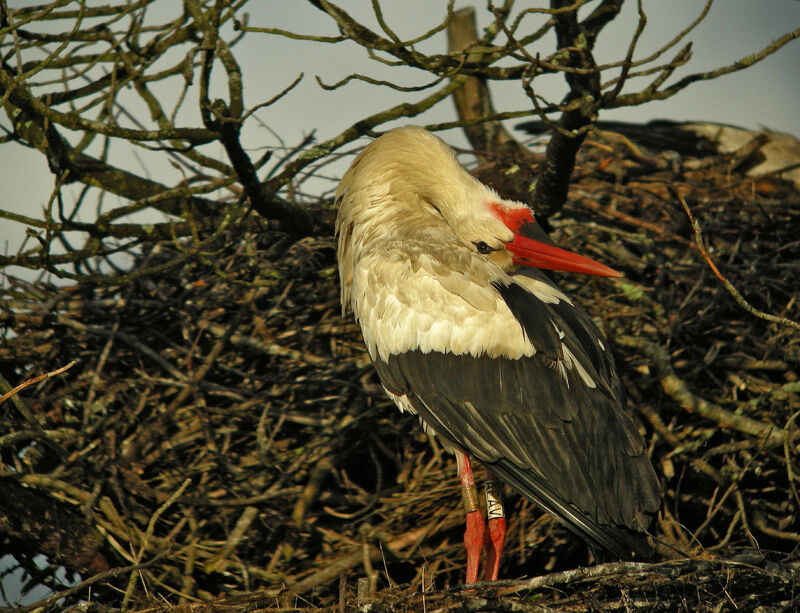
[335,126,660,583]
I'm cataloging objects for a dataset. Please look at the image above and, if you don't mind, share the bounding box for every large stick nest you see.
[1,129,799,612]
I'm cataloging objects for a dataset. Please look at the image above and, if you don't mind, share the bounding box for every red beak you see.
[506,230,621,277]
[489,202,621,278]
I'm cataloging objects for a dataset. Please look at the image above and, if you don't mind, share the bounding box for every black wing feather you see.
[373,270,660,560]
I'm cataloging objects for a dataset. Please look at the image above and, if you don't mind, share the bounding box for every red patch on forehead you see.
[488,202,535,231]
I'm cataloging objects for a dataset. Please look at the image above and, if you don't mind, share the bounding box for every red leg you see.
[457,453,484,583]
[483,470,506,581]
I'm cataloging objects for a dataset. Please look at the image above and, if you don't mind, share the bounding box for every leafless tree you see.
[1,1,795,280]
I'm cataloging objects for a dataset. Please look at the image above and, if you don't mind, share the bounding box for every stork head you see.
[336,127,618,306]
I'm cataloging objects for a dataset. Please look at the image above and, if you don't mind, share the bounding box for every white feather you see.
[352,245,535,362]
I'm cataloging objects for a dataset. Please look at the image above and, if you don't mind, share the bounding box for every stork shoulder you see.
[501,268,622,401]
[351,243,535,362]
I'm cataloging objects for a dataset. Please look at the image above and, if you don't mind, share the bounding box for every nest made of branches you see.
[1,130,799,612]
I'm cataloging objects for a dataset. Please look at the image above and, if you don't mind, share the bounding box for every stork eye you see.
[475,241,492,254]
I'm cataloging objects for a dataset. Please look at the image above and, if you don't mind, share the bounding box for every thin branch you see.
[18,555,168,613]
[599,0,646,106]
[447,7,528,160]
[122,478,192,609]
[316,72,445,93]
[264,76,468,194]
[616,335,787,449]
[0,360,76,407]
[674,189,800,332]
[611,26,800,108]
[0,65,216,142]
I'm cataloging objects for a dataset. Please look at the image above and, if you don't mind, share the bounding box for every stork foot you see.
[483,477,506,581]
[458,453,485,583]
[464,509,485,584]
[483,516,506,581]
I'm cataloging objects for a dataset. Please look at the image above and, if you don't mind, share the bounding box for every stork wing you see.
[371,268,660,560]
